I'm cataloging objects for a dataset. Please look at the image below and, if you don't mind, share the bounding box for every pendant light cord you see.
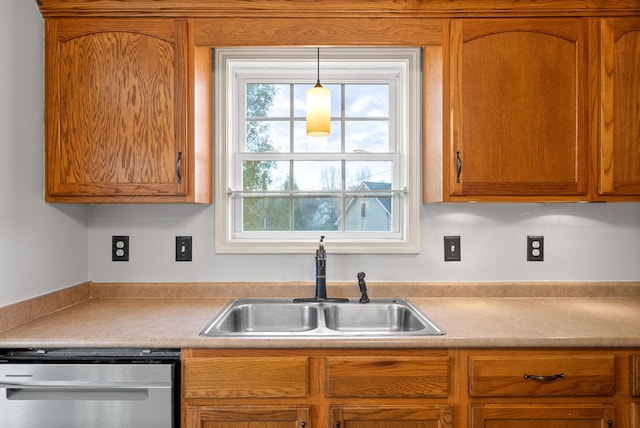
[316,47,321,86]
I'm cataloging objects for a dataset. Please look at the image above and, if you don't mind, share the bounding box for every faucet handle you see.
[317,235,326,258]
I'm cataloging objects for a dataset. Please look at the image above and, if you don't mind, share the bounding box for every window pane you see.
[345,84,388,117]
[243,160,289,191]
[344,197,392,231]
[293,121,341,152]
[345,161,392,189]
[294,198,340,231]
[345,121,390,153]
[293,161,341,191]
[246,83,289,118]
[243,197,290,231]
[246,121,290,152]
[293,84,307,117]
[327,84,342,118]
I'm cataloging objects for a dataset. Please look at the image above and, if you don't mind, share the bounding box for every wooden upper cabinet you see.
[599,18,640,199]
[44,18,211,203]
[445,19,589,201]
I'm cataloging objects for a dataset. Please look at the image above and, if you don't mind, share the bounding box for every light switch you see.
[176,236,192,262]
[444,236,461,262]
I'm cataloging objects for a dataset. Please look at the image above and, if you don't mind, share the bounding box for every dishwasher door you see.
[0,363,175,428]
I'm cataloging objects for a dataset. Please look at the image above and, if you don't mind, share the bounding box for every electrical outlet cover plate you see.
[112,236,129,262]
[176,236,193,262]
[527,236,544,261]
[444,235,461,261]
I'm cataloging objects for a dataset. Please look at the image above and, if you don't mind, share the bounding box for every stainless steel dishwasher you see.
[0,348,180,428]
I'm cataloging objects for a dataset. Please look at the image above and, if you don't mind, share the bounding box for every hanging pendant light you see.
[306,47,331,137]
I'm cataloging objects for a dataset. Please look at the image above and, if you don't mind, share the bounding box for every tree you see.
[243,84,277,191]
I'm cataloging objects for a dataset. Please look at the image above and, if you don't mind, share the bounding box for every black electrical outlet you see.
[112,236,129,262]
[176,236,192,262]
[444,235,461,261]
[527,236,544,261]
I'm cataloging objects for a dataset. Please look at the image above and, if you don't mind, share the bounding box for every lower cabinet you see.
[631,355,640,428]
[185,406,309,428]
[182,349,452,428]
[332,406,453,428]
[463,350,621,428]
[469,404,614,428]
[182,348,639,428]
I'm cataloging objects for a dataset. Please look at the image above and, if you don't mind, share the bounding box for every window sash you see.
[214,47,421,254]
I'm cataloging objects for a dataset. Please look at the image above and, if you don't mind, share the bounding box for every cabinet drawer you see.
[468,354,615,397]
[326,356,449,398]
[632,355,640,397]
[183,356,308,399]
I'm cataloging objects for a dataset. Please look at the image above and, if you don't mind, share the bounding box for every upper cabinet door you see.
[448,19,589,201]
[599,18,640,199]
[45,19,209,203]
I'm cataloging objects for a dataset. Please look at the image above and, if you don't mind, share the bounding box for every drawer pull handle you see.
[523,373,565,382]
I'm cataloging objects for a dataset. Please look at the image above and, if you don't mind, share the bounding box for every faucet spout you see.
[293,236,348,303]
[357,271,370,303]
[315,236,327,300]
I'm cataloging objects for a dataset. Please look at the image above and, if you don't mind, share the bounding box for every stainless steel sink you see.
[323,302,431,333]
[200,299,444,337]
[207,301,319,333]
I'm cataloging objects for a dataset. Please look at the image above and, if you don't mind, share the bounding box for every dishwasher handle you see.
[0,380,170,389]
[0,381,162,401]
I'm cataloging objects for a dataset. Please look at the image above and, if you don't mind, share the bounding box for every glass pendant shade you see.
[306,82,331,137]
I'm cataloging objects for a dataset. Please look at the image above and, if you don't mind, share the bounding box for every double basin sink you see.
[200,298,444,337]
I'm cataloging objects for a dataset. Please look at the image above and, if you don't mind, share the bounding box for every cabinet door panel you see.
[326,356,449,398]
[46,18,188,200]
[185,407,309,428]
[632,355,640,396]
[468,354,615,397]
[182,356,309,399]
[332,406,453,428]
[449,19,588,199]
[600,18,640,197]
[469,404,614,428]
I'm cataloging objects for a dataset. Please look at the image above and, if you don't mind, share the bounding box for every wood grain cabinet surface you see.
[182,349,452,428]
[632,355,640,428]
[468,354,616,397]
[469,403,615,428]
[44,18,211,203]
[184,406,310,428]
[444,18,589,201]
[326,356,449,398]
[37,1,640,204]
[461,350,638,428]
[182,348,640,428]
[599,17,640,200]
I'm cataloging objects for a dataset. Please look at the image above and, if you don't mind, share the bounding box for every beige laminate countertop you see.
[1,282,639,349]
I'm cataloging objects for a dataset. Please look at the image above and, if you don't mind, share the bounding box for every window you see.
[214,47,421,254]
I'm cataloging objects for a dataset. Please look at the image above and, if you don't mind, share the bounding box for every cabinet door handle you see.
[176,151,182,184]
[336,422,340,428]
[455,151,462,183]
[523,373,565,382]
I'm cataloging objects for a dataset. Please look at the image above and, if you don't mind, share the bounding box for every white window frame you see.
[214,47,422,254]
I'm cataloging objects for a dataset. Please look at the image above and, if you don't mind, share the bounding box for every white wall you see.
[0,0,88,307]
[88,203,640,282]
